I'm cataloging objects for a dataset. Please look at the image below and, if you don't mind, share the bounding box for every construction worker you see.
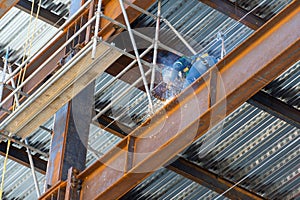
[152,53,217,101]
[182,54,217,88]
[164,53,216,89]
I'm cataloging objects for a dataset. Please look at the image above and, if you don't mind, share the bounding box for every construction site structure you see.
[0,0,299,199]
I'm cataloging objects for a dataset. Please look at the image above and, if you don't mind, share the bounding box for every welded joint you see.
[65,167,83,200]
[126,136,136,172]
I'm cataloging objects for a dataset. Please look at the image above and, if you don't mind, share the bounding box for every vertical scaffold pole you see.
[150,0,162,91]
[92,0,103,59]
[0,48,9,102]
[25,139,41,198]
[119,0,154,113]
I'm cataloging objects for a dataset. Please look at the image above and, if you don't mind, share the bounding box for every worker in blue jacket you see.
[155,53,216,101]
[171,53,217,89]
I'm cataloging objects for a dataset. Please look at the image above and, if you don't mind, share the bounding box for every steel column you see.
[77,2,300,199]
[45,83,94,188]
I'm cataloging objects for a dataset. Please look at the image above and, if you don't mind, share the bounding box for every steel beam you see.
[16,0,66,28]
[3,114,263,199]
[45,83,94,188]
[94,115,264,199]
[248,91,300,129]
[0,0,18,19]
[167,157,264,200]
[0,141,47,174]
[199,0,266,30]
[76,2,300,199]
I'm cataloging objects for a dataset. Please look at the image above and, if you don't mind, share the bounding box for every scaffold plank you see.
[0,0,156,138]
[2,42,122,138]
[77,1,300,199]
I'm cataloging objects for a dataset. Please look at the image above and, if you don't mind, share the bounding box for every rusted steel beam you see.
[38,181,67,200]
[199,0,266,30]
[248,91,300,129]
[16,0,66,28]
[167,157,265,200]
[0,141,47,175]
[0,0,18,19]
[99,0,156,40]
[95,115,131,138]
[94,115,264,199]
[77,2,300,199]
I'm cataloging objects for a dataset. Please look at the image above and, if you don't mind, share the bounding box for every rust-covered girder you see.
[0,141,47,175]
[94,115,265,200]
[199,0,266,30]
[16,0,66,27]
[76,1,300,199]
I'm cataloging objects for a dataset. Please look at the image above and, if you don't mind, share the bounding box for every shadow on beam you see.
[167,157,265,200]
[248,91,300,129]
[0,141,47,174]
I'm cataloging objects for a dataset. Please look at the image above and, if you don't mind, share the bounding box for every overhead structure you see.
[0,0,299,199]
[77,1,300,199]
[15,0,67,27]
[199,0,266,30]
[32,1,300,199]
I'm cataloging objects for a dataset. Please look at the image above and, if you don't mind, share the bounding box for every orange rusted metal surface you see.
[77,1,300,199]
